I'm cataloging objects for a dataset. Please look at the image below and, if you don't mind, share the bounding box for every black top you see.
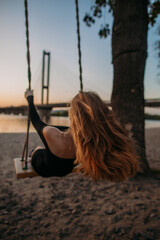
[27,95,75,177]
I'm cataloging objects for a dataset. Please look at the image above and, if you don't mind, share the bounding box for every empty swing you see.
[14,0,83,178]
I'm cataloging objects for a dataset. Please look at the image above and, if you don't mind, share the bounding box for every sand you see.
[0,129,160,240]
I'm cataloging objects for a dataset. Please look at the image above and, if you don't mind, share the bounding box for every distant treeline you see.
[145,113,160,120]
[51,110,68,117]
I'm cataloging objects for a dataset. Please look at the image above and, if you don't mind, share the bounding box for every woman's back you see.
[43,126,76,159]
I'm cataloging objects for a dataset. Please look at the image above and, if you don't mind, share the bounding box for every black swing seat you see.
[13,158,38,178]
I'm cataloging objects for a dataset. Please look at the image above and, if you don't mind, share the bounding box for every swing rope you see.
[24,0,31,90]
[75,0,83,91]
[21,0,83,170]
[21,0,32,169]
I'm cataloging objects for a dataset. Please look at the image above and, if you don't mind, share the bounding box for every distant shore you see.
[51,110,160,120]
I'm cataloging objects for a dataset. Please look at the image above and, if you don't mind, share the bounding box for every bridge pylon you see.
[41,50,51,104]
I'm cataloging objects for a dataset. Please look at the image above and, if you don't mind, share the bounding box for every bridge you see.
[0,103,70,116]
[1,50,159,116]
[0,99,160,116]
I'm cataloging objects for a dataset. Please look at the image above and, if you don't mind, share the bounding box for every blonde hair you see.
[69,91,140,181]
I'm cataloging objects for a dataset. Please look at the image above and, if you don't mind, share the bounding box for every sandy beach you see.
[0,128,160,240]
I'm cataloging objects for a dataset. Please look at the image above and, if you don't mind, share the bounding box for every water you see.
[0,107,160,133]
[145,120,160,129]
[145,107,160,129]
[0,114,70,133]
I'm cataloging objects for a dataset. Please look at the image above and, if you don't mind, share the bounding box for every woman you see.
[25,89,140,181]
[25,89,76,177]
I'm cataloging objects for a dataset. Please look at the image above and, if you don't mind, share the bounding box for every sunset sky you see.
[0,0,160,107]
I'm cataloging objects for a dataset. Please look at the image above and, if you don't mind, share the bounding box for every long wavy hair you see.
[69,91,140,181]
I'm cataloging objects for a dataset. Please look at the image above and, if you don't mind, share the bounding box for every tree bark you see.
[111,0,150,174]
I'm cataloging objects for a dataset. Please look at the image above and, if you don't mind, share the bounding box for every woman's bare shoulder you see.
[43,126,63,140]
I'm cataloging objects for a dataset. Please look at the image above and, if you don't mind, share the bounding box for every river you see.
[0,107,160,133]
[0,114,70,133]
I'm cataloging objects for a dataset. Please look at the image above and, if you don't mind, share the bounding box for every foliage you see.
[83,0,115,38]
[83,0,160,38]
[145,113,160,120]
[51,110,68,117]
[148,1,160,79]
[148,0,160,26]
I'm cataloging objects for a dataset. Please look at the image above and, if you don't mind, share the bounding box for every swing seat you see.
[13,158,38,178]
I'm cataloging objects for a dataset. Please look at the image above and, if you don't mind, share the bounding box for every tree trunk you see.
[111,0,150,174]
